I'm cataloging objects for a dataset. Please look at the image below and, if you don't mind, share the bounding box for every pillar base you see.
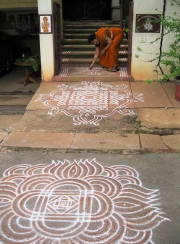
[111,7,120,21]
[175,80,180,101]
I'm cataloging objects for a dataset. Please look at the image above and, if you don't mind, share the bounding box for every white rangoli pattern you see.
[0,159,169,244]
[35,82,144,126]
[72,67,105,76]
[59,67,129,77]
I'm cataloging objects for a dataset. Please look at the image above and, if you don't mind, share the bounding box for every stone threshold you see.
[1,131,179,153]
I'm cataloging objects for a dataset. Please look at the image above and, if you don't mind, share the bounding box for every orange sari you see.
[95,27,124,69]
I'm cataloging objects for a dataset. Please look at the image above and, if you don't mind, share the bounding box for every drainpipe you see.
[157,0,167,75]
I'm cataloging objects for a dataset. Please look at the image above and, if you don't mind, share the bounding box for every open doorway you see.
[0,10,41,92]
[62,0,111,21]
[0,9,41,119]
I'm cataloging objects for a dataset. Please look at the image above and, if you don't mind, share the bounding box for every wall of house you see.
[0,0,63,81]
[131,0,176,81]
[0,11,40,58]
[160,0,175,79]
[0,0,37,8]
[0,1,39,58]
[37,0,62,81]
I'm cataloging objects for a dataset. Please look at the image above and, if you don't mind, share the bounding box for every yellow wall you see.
[0,0,37,8]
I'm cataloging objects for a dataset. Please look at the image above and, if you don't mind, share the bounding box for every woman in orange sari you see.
[88,27,124,72]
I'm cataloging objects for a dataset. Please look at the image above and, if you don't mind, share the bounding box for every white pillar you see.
[38,0,54,81]
[111,0,120,21]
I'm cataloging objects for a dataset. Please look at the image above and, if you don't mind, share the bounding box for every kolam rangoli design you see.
[59,67,129,77]
[0,159,169,244]
[35,81,144,126]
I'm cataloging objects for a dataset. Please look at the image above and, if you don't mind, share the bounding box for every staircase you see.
[54,21,131,82]
[61,21,128,66]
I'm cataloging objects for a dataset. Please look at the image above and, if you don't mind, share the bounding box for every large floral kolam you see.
[35,82,144,126]
[0,159,169,243]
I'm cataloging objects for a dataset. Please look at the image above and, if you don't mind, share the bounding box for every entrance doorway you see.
[62,0,111,21]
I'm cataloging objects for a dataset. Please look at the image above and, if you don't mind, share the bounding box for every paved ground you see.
[0,150,179,244]
[0,72,180,153]
[0,65,41,93]
[0,66,180,243]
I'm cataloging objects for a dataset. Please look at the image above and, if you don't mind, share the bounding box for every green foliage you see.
[137,46,142,52]
[24,57,38,72]
[137,0,180,82]
[146,79,153,84]
[124,27,129,34]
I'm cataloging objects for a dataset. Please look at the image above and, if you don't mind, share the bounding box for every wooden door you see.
[127,1,133,75]
[53,2,61,74]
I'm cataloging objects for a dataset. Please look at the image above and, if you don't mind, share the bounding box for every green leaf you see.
[146,80,152,84]
[137,46,142,52]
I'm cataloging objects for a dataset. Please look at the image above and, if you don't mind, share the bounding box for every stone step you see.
[64,29,126,38]
[61,44,128,49]
[54,67,130,82]
[62,57,128,64]
[64,34,127,45]
[65,28,105,33]
[61,50,128,56]
[64,20,119,23]
[62,21,128,68]
[64,33,93,37]
[64,38,128,43]
[64,22,120,28]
